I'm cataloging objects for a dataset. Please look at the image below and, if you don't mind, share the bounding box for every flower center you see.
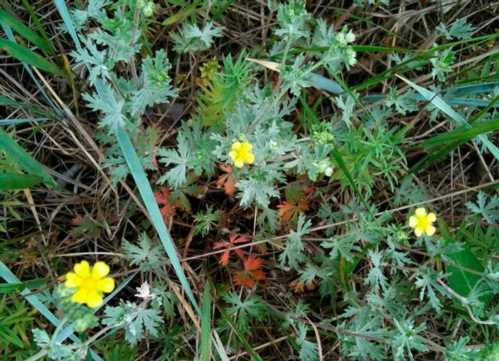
[80,276,96,290]
[416,216,429,230]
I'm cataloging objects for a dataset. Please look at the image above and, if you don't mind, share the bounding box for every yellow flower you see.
[409,208,437,237]
[229,141,255,168]
[64,261,115,308]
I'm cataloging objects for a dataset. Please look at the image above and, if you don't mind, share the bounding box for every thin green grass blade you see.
[20,0,53,50]
[0,38,63,76]
[53,0,82,51]
[0,96,53,117]
[0,118,49,126]
[0,173,44,190]
[200,283,212,361]
[398,75,499,161]
[0,128,56,187]
[447,81,499,96]
[424,118,499,148]
[0,261,104,361]
[0,9,52,53]
[364,94,499,108]
[2,25,60,111]
[114,126,199,312]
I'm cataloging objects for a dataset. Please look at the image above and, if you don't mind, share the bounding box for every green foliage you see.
[437,19,476,40]
[123,233,167,272]
[131,50,177,116]
[103,301,163,345]
[172,21,223,53]
[0,297,37,360]
[466,192,499,225]
[158,122,217,189]
[195,55,252,127]
[0,128,56,188]
[7,1,499,360]
[296,323,318,361]
[222,292,268,335]
[280,215,312,270]
[193,206,220,236]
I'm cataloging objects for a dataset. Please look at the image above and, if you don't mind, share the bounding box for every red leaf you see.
[219,251,230,266]
[234,272,256,288]
[216,163,236,197]
[155,188,177,221]
[213,234,250,265]
[233,256,266,289]
[244,256,263,271]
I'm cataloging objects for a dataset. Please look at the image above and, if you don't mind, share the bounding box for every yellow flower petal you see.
[408,216,417,227]
[242,143,252,152]
[97,277,115,293]
[234,160,244,168]
[231,141,242,151]
[426,225,436,236]
[71,289,88,304]
[64,272,81,288]
[85,290,103,308]
[415,208,427,217]
[74,261,90,277]
[246,153,255,164]
[427,213,436,223]
[414,227,423,237]
[92,261,110,278]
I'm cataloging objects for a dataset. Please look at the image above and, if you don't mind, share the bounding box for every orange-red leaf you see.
[213,234,250,265]
[234,272,256,288]
[234,256,266,289]
[155,188,177,221]
[277,199,309,224]
[216,163,236,196]
[244,256,263,271]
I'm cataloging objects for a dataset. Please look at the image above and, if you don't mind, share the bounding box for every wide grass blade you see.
[0,261,104,361]
[114,126,199,312]
[0,128,56,187]
[0,9,52,53]
[200,283,212,361]
[0,173,44,190]
[0,278,45,294]
[424,117,499,148]
[398,75,499,161]
[0,38,63,76]
[53,0,82,51]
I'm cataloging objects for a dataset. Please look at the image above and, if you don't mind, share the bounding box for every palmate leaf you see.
[223,292,267,334]
[157,135,190,189]
[280,215,312,270]
[84,80,126,132]
[297,324,318,361]
[131,50,177,116]
[123,233,166,271]
[172,21,223,53]
[103,302,163,345]
[466,192,499,225]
